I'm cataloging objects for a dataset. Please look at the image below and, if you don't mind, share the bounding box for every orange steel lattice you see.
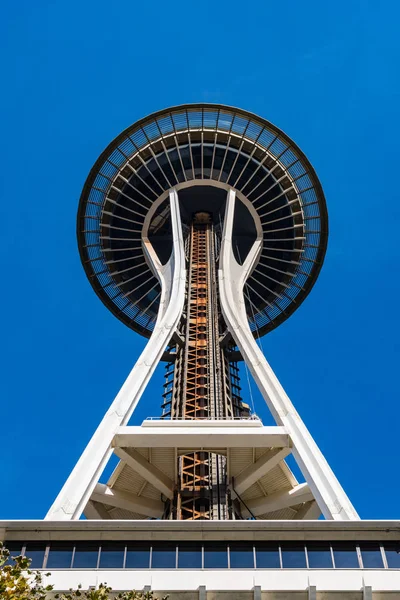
[178,214,214,519]
[167,212,249,520]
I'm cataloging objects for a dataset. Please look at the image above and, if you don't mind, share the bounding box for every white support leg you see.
[218,189,359,521]
[46,189,186,520]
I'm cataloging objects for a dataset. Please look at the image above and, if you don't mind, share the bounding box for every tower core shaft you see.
[167,212,247,520]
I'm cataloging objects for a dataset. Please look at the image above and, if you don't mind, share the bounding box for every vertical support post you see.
[45,190,186,520]
[199,585,207,600]
[218,189,359,520]
[308,585,317,600]
[363,585,373,600]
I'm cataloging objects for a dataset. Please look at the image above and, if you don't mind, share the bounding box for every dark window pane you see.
[229,543,254,569]
[73,543,99,568]
[281,544,307,568]
[385,544,400,568]
[332,544,359,568]
[178,543,202,569]
[25,543,46,569]
[360,544,384,568]
[307,544,333,568]
[204,543,228,569]
[126,544,150,569]
[3,542,23,566]
[47,543,73,568]
[255,544,280,569]
[99,543,125,568]
[151,543,176,568]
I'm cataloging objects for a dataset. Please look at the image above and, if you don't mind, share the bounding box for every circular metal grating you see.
[77,104,328,338]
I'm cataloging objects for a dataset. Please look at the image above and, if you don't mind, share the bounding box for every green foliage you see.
[55,585,168,600]
[0,541,53,599]
[0,542,168,600]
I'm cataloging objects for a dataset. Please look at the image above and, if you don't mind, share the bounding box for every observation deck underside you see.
[78,104,327,338]
[85,420,320,521]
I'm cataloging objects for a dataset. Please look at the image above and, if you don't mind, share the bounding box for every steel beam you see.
[113,447,174,499]
[113,423,290,449]
[45,189,186,520]
[296,500,322,520]
[233,447,291,495]
[218,188,359,521]
[242,482,314,517]
[91,483,164,519]
[83,500,111,520]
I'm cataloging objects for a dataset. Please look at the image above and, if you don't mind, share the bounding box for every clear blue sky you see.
[1,1,399,520]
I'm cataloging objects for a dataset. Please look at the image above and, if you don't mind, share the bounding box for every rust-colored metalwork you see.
[178,214,213,520]
[160,211,249,520]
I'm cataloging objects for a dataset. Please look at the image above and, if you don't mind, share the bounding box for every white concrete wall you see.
[46,568,400,593]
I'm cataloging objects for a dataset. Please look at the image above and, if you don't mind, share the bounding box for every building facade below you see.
[1,520,400,598]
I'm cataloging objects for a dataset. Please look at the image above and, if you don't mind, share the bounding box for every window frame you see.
[4,539,400,571]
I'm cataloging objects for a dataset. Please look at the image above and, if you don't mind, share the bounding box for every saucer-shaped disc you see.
[77,104,328,337]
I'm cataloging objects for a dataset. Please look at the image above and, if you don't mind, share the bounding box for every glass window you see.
[229,543,254,569]
[178,543,202,569]
[72,543,99,568]
[151,543,176,569]
[99,543,125,568]
[126,544,150,569]
[385,543,400,568]
[307,543,333,568]
[204,543,228,569]
[332,544,359,568]
[24,543,46,569]
[47,543,73,568]
[281,544,307,568]
[3,542,23,566]
[255,543,280,569]
[360,543,384,568]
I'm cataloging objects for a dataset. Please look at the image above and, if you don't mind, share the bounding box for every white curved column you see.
[46,189,186,520]
[218,189,359,521]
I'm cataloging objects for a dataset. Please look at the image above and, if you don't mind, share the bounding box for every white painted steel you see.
[113,447,174,499]
[91,483,164,518]
[45,189,186,520]
[243,482,314,517]
[83,501,110,520]
[218,189,359,521]
[233,447,292,495]
[296,500,321,520]
[112,423,290,449]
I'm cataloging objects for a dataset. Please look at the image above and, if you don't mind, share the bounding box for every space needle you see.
[3,104,400,600]
[45,104,357,522]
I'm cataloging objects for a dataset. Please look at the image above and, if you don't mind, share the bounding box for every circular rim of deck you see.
[77,103,328,338]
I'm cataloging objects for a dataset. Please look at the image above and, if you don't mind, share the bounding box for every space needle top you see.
[77,103,328,337]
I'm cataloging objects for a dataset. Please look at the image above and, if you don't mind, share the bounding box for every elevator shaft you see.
[161,212,249,520]
[177,214,226,519]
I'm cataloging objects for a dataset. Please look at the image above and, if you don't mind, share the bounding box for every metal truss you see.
[218,189,359,521]
[47,182,357,521]
[45,190,186,520]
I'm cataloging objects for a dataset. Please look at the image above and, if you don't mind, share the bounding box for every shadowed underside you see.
[77,104,328,338]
